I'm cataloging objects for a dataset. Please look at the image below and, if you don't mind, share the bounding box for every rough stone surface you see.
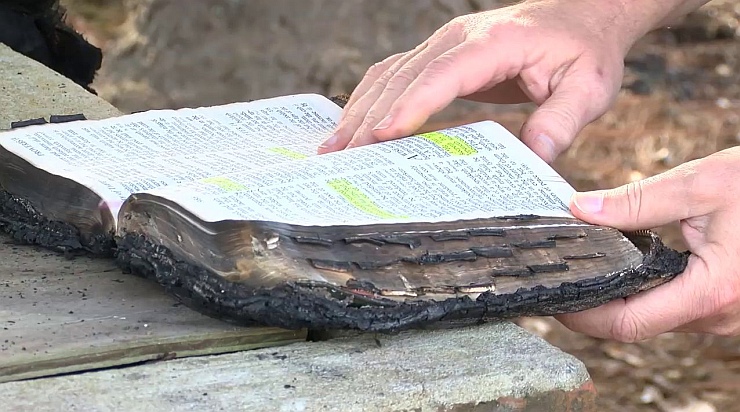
[0,44,121,130]
[0,233,305,383]
[0,322,595,411]
[96,0,516,114]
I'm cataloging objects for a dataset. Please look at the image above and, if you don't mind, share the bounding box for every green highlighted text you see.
[419,131,477,156]
[201,176,247,192]
[327,178,407,219]
[268,147,308,160]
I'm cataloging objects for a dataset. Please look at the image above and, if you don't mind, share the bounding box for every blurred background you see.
[60,0,740,410]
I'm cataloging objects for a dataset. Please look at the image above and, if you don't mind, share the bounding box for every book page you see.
[138,121,577,226]
[0,94,341,217]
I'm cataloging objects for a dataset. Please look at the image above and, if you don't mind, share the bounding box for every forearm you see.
[521,0,712,53]
[609,0,712,49]
[649,0,714,28]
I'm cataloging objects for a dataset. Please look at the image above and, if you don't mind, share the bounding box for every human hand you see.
[557,147,740,342]
[318,0,639,162]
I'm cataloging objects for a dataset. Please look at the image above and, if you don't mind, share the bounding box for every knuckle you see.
[389,66,420,86]
[584,76,613,103]
[698,149,740,184]
[344,105,365,123]
[519,72,550,103]
[622,180,646,225]
[571,76,612,114]
[360,110,384,127]
[443,16,469,39]
[649,160,705,217]
[570,63,621,111]
[339,105,372,131]
[377,67,399,84]
[480,16,524,37]
[676,160,703,195]
[557,107,580,135]
[424,56,456,80]
[365,60,392,80]
[610,309,646,343]
[681,155,728,211]
[536,104,580,142]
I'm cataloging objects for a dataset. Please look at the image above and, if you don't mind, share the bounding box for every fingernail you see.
[318,134,338,149]
[535,134,556,163]
[573,192,604,214]
[373,114,393,131]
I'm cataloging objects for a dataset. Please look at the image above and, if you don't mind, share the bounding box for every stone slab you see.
[0,237,306,383]
[0,43,121,130]
[0,321,595,411]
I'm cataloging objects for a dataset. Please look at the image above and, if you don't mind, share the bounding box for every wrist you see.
[583,0,671,54]
[522,0,711,54]
[600,0,712,51]
[584,0,646,55]
[604,0,709,37]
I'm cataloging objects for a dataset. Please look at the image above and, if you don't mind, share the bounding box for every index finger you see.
[370,37,525,141]
[341,51,413,118]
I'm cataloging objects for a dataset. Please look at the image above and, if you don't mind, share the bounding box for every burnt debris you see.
[114,233,689,332]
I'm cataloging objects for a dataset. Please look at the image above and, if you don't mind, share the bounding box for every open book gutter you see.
[0,94,689,332]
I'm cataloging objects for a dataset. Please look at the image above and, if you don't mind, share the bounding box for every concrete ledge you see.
[0,43,121,130]
[1,322,595,411]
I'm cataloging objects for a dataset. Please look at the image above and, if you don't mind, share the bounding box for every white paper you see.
[0,94,341,217]
[142,121,577,226]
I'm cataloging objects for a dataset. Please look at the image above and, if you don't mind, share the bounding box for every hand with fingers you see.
[317,0,725,342]
[319,0,711,162]
[558,147,740,342]
[319,0,629,161]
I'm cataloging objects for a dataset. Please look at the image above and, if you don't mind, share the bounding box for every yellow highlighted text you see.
[419,131,477,155]
[327,178,407,219]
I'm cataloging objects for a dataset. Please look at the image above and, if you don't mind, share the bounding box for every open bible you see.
[0,94,688,331]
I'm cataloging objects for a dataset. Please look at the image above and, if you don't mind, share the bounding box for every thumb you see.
[570,165,706,231]
[520,71,616,163]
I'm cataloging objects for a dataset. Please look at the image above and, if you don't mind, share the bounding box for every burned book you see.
[0,94,688,331]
